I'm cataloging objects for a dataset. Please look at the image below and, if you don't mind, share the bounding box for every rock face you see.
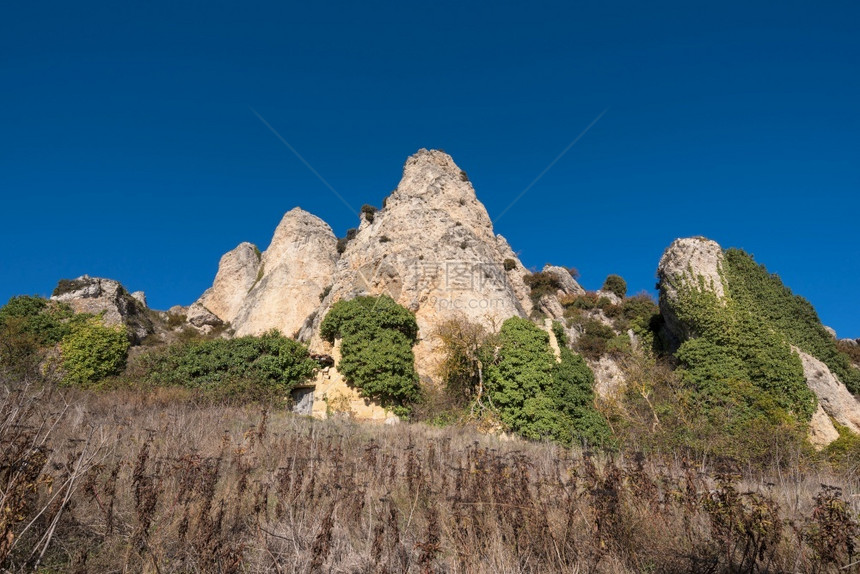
[300,149,533,379]
[196,242,261,326]
[808,404,840,449]
[51,275,154,342]
[542,265,585,296]
[656,237,726,347]
[796,349,860,435]
[195,209,339,338]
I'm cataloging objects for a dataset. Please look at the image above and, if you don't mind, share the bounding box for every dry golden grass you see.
[2,377,860,573]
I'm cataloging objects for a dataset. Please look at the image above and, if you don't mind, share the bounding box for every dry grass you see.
[2,378,860,573]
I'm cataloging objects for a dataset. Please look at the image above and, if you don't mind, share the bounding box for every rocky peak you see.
[656,237,726,345]
[197,242,261,325]
[224,208,338,338]
[300,149,533,379]
[51,275,154,342]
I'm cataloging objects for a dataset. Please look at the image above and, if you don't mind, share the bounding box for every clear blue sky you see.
[1,1,858,338]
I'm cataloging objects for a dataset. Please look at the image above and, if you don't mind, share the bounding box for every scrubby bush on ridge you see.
[320,295,420,416]
[138,329,317,402]
[602,274,627,298]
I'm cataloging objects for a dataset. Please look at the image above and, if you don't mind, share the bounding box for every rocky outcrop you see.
[656,237,726,346]
[808,404,840,449]
[300,149,532,379]
[590,356,627,399]
[796,349,860,435]
[542,265,585,296]
[186,302,224,331]
[195,209,339,338]
[196,242,261,325]
[51,275,154,342]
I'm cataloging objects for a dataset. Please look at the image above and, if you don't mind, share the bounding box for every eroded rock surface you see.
[797,349,860,435]
[300,149,532,378]
[196,242,261,326]
[51,275,154,342]
[656,237,726,346]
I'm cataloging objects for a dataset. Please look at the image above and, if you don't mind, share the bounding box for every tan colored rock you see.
[308,339,392,421]
[302,149,532,380]
[229,208,338,337]
[796,348,860,435]
[542,265,585,296]
[539,294,565,321]
[590,356,627,399]
[656,237,726,345]
[196,242,261,325]
[51,275,154,342]
[542,318,561,362]
[808,404,840,450]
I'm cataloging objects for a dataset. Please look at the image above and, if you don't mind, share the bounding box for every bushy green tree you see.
[320,295,420,416]
[602,274,627,299]
[484,317,610,446]
[0,295,74,346]
[0,296,82,376]
[723,249,860,394]
[60,317,130,386]
[141,330,317,400]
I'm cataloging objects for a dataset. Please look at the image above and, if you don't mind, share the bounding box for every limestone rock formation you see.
[196,242,261,325]
[300,149,533,378]
[656,237,726,346]
[796,349,860,435]
[542,265,585,296]
[51,275,154,342]
[186,302,224,331]
[195,209,339,338]
[808,404,840,449]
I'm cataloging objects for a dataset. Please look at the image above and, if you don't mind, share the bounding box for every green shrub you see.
[51,278,89,297]
[574,319,616,360]
[503,258,516,271]
[320,295,419,416]
[336,228,359,254]
[0,295,74,346]
[523,271,563,303]
[141,330,317,401]
[724,249,860,394]
[602,274,627,299]
[361,204,378,223]
[484,317,611,446]
[0,296,80,375]
[60,317,130,386]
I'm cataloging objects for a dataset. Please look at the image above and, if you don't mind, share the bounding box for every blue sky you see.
[1,1,858,338]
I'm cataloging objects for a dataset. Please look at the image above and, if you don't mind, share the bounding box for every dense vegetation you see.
[320,295,420,416]
[59,317,129,385]
[138,330,318,402]
[0,296,129,385]
[724,248,860,394]
[484,317,611,446]
[601,274,627,298]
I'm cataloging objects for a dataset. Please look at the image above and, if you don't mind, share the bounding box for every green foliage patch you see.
[140,330,317,401]
[60,317,130,386]
[723,249,860,394]
[602,274,627,299]
[484,317,611,447]
[320,295,420,416]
